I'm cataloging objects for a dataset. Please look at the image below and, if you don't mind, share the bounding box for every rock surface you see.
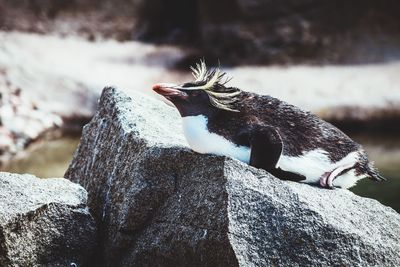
[66,87,400,266]
[0,172,97,267]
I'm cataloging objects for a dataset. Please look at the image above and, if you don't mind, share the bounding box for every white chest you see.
[181,115,251,164]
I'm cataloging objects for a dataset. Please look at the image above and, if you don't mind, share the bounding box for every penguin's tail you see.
[366,162,387,182]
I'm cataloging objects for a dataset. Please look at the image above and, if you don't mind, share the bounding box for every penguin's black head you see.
[153,60,241,117]
[152,83,211,116]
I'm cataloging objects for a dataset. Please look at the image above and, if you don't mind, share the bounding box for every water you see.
[350,133,400,212]
[2,137,80,178]
[2,134,399,212]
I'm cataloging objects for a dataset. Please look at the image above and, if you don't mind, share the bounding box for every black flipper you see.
[249,125,306,182]
[249,125,282,170]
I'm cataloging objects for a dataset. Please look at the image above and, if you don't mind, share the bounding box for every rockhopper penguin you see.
[153,60,386,189]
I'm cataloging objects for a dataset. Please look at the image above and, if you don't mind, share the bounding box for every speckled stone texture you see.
[66,87,400,266]
[0,172,97,267]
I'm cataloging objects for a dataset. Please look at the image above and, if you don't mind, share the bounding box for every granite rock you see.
[0,172,97,267]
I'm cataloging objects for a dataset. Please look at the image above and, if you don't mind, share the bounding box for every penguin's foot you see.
[319,164,355,189]
[319,172,333,189]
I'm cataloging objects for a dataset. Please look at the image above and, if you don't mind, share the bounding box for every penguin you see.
[152,60,386,189]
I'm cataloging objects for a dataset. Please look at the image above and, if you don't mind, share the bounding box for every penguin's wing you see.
[249,125,283,170]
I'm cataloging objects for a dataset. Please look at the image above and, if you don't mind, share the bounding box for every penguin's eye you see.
[190,91,200,97]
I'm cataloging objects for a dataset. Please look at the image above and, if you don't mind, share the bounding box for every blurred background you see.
[0,0,399,211]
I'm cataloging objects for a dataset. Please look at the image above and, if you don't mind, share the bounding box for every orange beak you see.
[152,83,187,98]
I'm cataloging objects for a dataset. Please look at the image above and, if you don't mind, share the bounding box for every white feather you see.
[182,115,251,164]
[334,169,367,189]
[276,149,362,188]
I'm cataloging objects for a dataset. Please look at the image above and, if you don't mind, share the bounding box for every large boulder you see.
[65,87,400,266]
[0,172,97,267]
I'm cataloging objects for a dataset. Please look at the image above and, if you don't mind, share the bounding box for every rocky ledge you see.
[65,87,400,266]
[0,172,97,267]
